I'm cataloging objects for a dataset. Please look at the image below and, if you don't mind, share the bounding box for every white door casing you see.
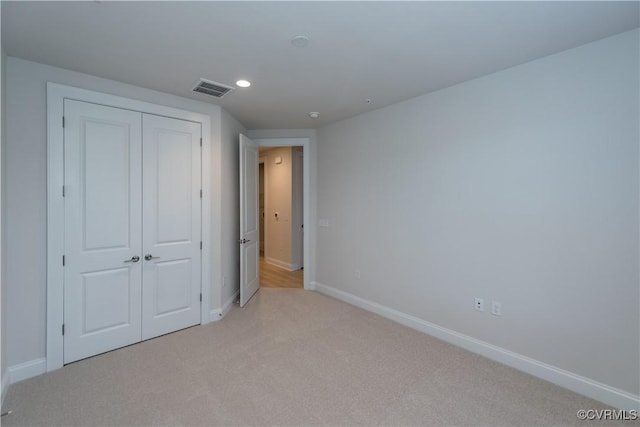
[141,114,202,340]
[63,100,143,363]
[47,83,213,372]
[292,149,304,270]
[239,134,260,307]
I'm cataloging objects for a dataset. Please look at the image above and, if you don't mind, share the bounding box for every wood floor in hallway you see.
[260,257,303,288]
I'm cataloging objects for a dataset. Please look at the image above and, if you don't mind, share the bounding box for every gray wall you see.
[1,43,8,399]
[315,29,639,395]
[4,57,237,367]
[220,109,245,305]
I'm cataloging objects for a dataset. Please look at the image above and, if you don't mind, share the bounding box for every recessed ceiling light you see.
[309,112,319,119]
[236,80,251,88]
[291,35,310,48]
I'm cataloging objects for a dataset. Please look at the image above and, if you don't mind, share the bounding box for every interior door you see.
[239,134,260,307]
[63,100,143,364]
[141,114,202,340]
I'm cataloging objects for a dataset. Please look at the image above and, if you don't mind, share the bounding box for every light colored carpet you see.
[1,289,629,426]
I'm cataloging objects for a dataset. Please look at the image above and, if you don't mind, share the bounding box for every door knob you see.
[124,256,140,263]
[144,254,160,261]
[238,239,251,244]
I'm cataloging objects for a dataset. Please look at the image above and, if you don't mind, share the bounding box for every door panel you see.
[82,268,133,334]
[154,259,192,315]
[142,114,202,340]
[156,130,193,243]
[239,134,260,307]
[64,100,142,364]
[83,120,132,250]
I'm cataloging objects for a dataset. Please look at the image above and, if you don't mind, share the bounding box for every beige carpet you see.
[1,289,629,426]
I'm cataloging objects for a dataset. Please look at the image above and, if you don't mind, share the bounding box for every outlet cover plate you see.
[491,301,502,316]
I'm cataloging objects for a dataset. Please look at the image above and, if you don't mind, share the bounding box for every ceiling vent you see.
[192,78,234,98]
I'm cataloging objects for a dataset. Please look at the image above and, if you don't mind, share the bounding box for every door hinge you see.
[62,255,65,266]
[200,293,202,302]
[200,189,202,198]
[62,324,65,336]
[200,137,202,147]
[62,116,65,128]
[200,241,203,250]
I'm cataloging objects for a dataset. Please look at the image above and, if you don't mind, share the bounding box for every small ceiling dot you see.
[291,35,310,48]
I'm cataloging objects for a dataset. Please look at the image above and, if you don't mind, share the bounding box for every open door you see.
[239,134,260,307]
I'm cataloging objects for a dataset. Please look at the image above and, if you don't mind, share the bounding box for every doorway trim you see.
[258,157,267,257]
[46,83,212,371]
[253,138,311,290]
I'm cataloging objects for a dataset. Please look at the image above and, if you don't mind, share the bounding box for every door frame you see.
[253,138,311,290]
[258,157,266,257]
[46,83,212,371]
[291,148,304,270]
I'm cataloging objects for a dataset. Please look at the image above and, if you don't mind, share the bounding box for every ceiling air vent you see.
[192,78,234,98]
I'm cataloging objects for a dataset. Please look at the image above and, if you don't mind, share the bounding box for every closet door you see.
[141,114,202,340]
[63,100,142,364]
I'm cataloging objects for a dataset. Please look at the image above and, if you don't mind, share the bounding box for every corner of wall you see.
[209,286,239,322]
[0,20,8,408]
[1,371,8,407]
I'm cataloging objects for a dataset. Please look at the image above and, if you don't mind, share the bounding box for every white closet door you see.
[141,114,202,340]
[63,100,143,364]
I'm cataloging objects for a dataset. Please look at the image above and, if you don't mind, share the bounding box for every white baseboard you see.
[8,357,46,384]
[264,257,295,271]
[1,370,9,406]
[222,290,239,317]
[210,290,239,322]
[313,282,640,411]
[209,308,222,321]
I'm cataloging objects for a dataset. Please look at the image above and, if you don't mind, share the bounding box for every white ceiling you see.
[2,1,638,129]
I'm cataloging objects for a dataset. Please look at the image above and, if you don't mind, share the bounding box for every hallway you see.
[259,257,303,288]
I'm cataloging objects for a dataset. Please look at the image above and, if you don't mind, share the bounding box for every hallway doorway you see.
[258,146,303,289]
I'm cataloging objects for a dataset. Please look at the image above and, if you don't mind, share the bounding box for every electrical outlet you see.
[475,298,484,312]
[491,301,502,316]
[354,269,361,279]
[319,219,330,227]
